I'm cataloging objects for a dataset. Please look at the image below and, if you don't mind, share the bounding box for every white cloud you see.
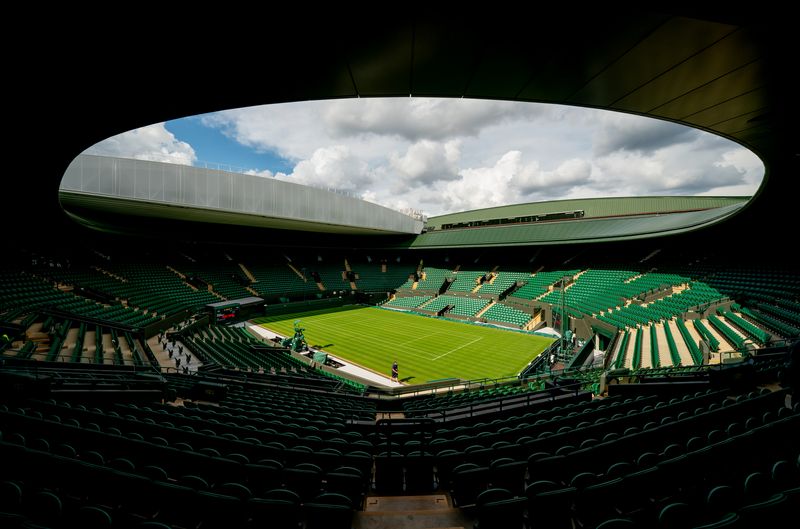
[513,158,594,196]
[275,145,377,192]
[202,98,546,163]
[696,149,765,196]
[593,113,697,156]
[417,153,595,214]
[591,135,754,196]
[244,169,274,178]
[437,151,519,212]
[696,183,762,196]
[106,99,763,217]
[202,104,327,161]
[84,123,196,165]
[323,97,544,141]
[714,148,764,186]
[389,140,462,184]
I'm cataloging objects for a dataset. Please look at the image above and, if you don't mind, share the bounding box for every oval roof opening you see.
[60,98,764,243]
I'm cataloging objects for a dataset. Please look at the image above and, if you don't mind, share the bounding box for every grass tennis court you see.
[252,305,554,384]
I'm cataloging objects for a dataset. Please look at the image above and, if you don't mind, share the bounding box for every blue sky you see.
[82,98,764,216]
[165,116,294,174]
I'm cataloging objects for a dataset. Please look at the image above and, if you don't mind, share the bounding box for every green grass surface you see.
[252,305,553,384]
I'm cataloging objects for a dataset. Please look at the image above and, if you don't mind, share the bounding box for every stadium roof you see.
[7,11,796,249]
[59,154,424,235]
[416,197,748,248]
[428,197,747,227]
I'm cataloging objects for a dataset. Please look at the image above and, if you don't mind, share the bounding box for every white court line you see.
[281,307,479,334]
[392,342,442,361]
[271,311,475,340]
[261,310,484,361]
[314,307,476,336]
[279,314,429,348]
[397,331,442,347]
[432,336,483,360]
[395,348,443,361]
[286,311,363,323]
[300,314,413,337]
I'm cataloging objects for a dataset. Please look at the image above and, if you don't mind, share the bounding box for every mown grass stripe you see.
[253,306,553,384]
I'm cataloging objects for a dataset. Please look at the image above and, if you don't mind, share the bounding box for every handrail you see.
[0,350,161,375]
[375,380,588,422]
[4,339,794,414]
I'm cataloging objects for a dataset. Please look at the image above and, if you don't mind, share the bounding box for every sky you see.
[82,98,764,217]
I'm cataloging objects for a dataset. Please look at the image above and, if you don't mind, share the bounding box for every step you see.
[365,495,450,512]
[287,262,307,281]
[238,262,257,282]
[474,300,494,318]
[356,494,471,529]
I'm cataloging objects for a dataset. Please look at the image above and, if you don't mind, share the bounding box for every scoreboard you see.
[214,303,240,322]
[205,297,265,325]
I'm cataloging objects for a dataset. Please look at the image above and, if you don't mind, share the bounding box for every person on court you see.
[391,360,399,382]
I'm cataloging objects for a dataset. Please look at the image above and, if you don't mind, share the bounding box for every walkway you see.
[246,323,404,388]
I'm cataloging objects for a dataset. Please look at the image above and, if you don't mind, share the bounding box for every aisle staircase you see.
[238,263,257,282]
[411,260,424,290]
[287,263,307,280]
[474,300,495,318]
[355,494,471,529]
[344,259,358,290]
